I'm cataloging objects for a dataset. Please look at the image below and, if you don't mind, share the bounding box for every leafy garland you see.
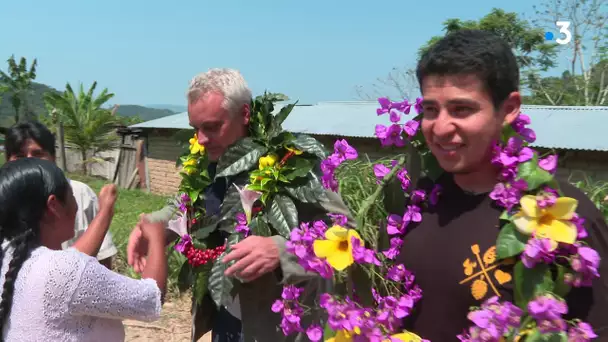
[272,97,601,342]
[170,93,330,309]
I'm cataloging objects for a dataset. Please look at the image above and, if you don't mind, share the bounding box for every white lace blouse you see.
[0,243,162,341]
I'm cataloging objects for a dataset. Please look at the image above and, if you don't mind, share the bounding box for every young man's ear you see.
[501,91,522,126]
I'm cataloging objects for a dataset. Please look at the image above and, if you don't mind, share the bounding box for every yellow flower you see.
[286,146,304,155]
[325,330,354,342]
[258,154,279,170]
[389,331,424,342]
[183,158,196,167]
[189,134,205,155]
[313,225,361,271]
[182,158,197,175]
[513,195,578,249]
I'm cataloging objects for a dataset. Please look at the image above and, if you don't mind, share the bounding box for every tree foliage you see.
[0,55,38,123]
[43,82,120,173]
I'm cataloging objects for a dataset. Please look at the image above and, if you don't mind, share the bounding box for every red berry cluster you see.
[184,244,226,267]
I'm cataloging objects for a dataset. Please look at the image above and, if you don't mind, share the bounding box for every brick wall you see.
[147,133,183,194]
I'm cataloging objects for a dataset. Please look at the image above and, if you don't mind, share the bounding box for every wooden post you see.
[54,109,68,172]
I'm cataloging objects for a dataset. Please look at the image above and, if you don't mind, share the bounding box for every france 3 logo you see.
[544,21,572,45]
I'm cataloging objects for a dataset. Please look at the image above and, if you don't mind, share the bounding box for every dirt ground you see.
[124,295,212,342]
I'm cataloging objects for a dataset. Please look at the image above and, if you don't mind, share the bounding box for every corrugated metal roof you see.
[130,102,608,151]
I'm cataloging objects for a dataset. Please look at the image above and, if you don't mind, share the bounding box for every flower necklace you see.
[272,98,601,342]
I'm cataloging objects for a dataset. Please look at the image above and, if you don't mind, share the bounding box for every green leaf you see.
[216,138,268,178]
[323,323,336,339]
[514,262,554,309]
[274,103,296,126]
[517,156,553,190]
[208,252,234,308]
[496,223,529,259]
[249,215,272,236]
[526,329,568,342]
[499,210,512,221]
[282,157,314,181]
[177,261,193,292]
[192,264,212,304]
[192,239,207,250]
[420,149,443,181]
[291,134,328,160]
[267,195,299,238]
[269,131,296,147]
[284,171,328,203]
[553,264,572,298]
[191,223,218,240]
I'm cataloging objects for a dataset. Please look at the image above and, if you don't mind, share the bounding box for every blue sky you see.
[0,0,571,107]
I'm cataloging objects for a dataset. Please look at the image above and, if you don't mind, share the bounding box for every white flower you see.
[167,212,188,237]
[234,184,262,223]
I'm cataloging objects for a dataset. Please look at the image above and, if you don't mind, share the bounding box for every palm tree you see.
[0,55,38,123]
[44,82,119,174]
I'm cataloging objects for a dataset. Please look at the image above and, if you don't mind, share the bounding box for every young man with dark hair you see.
[388,30,608,340]
[4,121,118,269]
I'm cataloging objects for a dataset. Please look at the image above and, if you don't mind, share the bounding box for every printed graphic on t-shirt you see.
[459,244,514,300]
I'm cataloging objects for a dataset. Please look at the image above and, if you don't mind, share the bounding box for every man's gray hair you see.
[187,68,252,116]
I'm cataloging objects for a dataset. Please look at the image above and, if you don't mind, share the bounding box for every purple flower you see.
[528,295,568,333]
[389,110,401,123]
[376,97,391,115]
[397,168,410,191]
[568,321,598,341]
[536,188,557,209]
[174,234,192,253]
[334,139,358,161]
[411,190,426,204]
[382,237,403,259]
[511,114,536,143]
[386,214,406,235]
[375,124,406,147]
[539,154,558,174]
[490,180,527,210]
[179,193,191,212]
[403,120,419,137]
[328,213,348,226]
[391,99,412,113]
[234,212,250,236]
[386,264,414,285]
[414,97,423,114]
[429,184,442,206]
[285,220,334,278]
[373,164,391,184]
[499,137,534,167]
[571,214,588,239]
[568,246,600,287]
[460,296,522,341]
[522,238,555,268]
[403,205,422,223]
[351,237,381,266]
[306,325,323,341]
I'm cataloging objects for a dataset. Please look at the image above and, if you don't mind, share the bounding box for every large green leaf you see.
[282,157,314,181]
[177,261,193,292]
[208,253,234,307]
[192,263,213,304]
[284,171,327,203]
[249,215,272,236]
[526,329,568,342]
[267,195,299,238]
[496,223,529,259]
[517,155,553,191]
[216,138,268,178]
[292,134,328,160]
[218,184,242,221]
[514,262,554,309]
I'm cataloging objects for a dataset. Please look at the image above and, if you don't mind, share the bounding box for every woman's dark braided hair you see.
[0,158,70,334]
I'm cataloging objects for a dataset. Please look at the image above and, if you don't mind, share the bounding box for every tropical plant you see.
[0,55,38,123]
[43,82,119,173]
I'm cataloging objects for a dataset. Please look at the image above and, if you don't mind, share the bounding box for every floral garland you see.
[168,93,331,308]
[272,97,601,342]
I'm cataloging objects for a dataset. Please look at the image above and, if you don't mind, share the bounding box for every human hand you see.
[98,184,118,213]
[223,236,280,282]
[127,214,149,274]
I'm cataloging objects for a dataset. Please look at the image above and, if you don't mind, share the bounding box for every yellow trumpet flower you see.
[286,146,304,155]
[258,154,279,170]
[189,134,205,155]
[513,195,578,250]
[313,225,361,271]
[325,330,354,342]
[389,331,425,341]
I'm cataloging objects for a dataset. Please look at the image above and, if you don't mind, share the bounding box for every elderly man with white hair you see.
[126,68,352,342]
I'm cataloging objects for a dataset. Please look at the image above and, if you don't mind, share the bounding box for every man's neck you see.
[453,163,499,194]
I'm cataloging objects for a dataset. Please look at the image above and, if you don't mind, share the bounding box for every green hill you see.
[0,82,177,126]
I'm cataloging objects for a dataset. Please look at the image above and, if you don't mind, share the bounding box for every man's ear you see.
[242,103,251,125]
[501,91,522,126]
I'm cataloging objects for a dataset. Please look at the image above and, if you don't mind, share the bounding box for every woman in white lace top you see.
[0,158,168,341]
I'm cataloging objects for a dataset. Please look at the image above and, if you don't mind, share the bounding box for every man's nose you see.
[197,131,210,145]
[432,111,456,139]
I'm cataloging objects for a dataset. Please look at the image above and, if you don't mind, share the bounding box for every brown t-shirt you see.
[387,173,608,341]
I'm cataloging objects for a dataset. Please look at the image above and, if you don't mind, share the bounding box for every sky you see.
[0,0,574,108]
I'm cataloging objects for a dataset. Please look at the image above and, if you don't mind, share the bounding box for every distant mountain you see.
[146,104,187,113]
[114,105,178,121]
[0,82,178,126]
